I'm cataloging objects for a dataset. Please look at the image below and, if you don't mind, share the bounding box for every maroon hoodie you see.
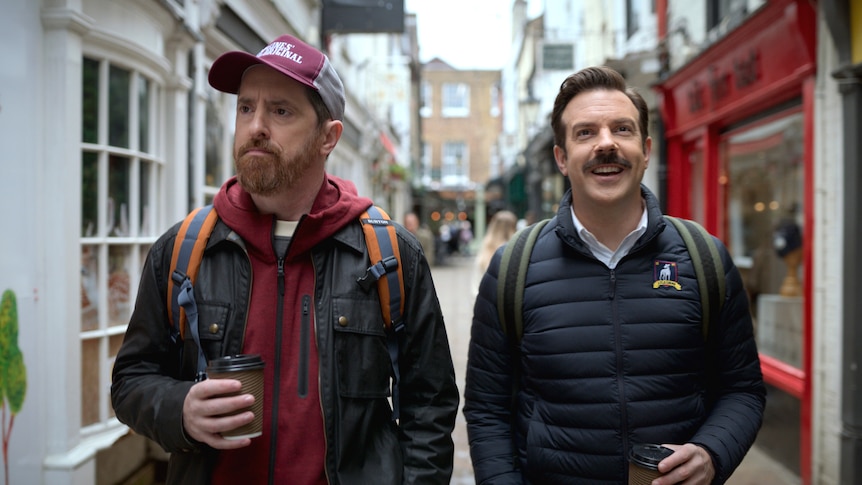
[211,175,372,485]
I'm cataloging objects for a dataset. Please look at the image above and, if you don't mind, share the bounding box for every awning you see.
[379,132,398,160]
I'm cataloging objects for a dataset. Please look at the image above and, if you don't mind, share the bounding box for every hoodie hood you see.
[213,175,373,262]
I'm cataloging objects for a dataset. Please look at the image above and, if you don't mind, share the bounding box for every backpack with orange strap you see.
[166,204,407,420]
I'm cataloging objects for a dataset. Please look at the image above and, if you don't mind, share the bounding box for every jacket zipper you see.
[308,256,331,484]
[268,257,286,485]
[298,295,310,397]
[610,269,630,457]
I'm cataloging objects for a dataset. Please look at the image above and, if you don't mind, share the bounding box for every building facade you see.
[656,0,862,483]
[499,0,662,222]
[418,59,503,237]
[656,1,814,477]
[0,0,416,483]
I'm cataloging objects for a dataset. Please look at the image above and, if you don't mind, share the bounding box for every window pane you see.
[420,82,432,117]
[82,151,98,237]
[139,77,150,153]
[139,245,151,272]
[108,155,130,237]
[205,92,225,187]
[140,161,153,237]
[109,66,131,148]
[81,338,100,427]
[724,112,804,368]
[82,58,99,144]
[81,244,100,332]
[442,83,469,117]
[108,245,132,326]
[109,333,124,359]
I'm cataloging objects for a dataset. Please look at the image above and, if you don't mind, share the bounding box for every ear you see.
[320,120,343,155]
[553,145,568,175]
[643,136,652,170]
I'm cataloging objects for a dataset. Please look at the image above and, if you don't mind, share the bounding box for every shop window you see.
[80,57,162,430]
[722,111,804,369]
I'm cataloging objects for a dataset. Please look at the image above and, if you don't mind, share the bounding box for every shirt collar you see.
[570,201,648,269]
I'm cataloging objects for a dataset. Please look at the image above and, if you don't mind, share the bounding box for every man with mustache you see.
[464,66,765,484]
[112,34,459,484]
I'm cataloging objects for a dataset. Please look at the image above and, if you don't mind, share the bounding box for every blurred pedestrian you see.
[473,210,518,292]
[404,211,436,267]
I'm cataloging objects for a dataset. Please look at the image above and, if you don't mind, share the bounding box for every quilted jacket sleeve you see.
[463,247,525,485]
[689,238,767,483]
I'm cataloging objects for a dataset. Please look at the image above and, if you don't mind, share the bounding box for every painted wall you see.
[2,0,61,483]
[812,13,845,485]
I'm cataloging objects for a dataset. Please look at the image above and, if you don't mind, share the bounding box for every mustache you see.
[237,139,279,158]
[583,152,632,172]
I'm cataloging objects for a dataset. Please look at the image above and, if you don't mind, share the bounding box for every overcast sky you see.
[404,0,542,70]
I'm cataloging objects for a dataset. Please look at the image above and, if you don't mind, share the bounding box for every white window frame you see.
[442,141,469,186]
[442,82,470,117]
[79,54,163,437]
[420,81,432,117]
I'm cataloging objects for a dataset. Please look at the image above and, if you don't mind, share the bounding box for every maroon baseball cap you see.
[208,34,345,121]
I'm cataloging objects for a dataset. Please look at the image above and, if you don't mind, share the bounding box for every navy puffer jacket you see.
[464,186,765,484]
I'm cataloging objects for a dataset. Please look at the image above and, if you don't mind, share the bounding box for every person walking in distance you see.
[404,211,437,267]
[111,34,459,485]
[472,210,518,293]
[463,66,765,484]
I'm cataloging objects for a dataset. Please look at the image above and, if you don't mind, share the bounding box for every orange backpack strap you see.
[358,206,405,331]
[167,205,219,341]
[358,205,406,422]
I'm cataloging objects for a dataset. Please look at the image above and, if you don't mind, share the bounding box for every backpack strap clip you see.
[357,255,399,291]
[358,205,406,422]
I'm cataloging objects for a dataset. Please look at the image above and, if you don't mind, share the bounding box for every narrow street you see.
[431,254,477,485]
[430,254,799,485]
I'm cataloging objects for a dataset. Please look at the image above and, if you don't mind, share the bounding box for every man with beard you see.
[463,66,765,484]
[111,35,459,485]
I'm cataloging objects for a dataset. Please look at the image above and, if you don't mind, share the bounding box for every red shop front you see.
[654,0,816,482]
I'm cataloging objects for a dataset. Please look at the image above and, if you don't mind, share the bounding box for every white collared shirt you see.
[571,204,648,270]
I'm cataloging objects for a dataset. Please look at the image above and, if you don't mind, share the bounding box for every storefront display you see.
[655,0,816,480]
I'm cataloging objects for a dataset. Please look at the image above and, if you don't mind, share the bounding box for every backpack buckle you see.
[357,256,399,291]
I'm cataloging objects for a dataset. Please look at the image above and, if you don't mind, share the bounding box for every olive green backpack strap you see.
[497,219,550,341]
[495,218,549,464]
[664,216,726,340]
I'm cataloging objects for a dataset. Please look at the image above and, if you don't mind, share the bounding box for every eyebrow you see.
[571,118,637,131]
[236,96,296,109]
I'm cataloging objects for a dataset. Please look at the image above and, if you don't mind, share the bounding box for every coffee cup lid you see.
[629,444,675,469]
[207,354,265,372]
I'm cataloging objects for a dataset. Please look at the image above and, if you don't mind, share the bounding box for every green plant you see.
[0,290,26,485]
[389,163,409,181]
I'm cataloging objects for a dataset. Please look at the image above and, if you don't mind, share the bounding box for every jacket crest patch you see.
[653,260,681,290]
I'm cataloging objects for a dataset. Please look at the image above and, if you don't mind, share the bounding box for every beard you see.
[234,129,323,196]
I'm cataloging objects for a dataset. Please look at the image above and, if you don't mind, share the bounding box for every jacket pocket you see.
[194,301,231,356]
[331,296,391,398]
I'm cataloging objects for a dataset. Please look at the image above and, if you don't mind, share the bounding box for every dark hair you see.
[550,66,649,152]
[305,87,332,128]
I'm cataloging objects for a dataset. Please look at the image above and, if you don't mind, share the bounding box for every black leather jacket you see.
[112,215,459,484]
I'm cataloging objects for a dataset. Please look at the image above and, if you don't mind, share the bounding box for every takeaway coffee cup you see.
[628,443,675,485]
[206,354,265,440]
